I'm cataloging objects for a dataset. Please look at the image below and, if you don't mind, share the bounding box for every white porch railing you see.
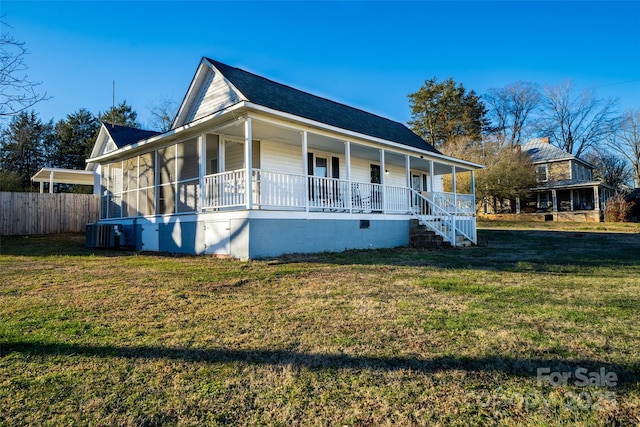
[308,176,351,210]
[253,169,306,209]
[203,168,476,245]
[431,191,475,215]
[410,189,477,246]
[203,169,246,208]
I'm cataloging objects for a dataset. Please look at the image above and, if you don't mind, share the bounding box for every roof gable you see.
[173,60,246,128]
[87,123,160,168]
[174,57,439,154]
[104,123,161,149]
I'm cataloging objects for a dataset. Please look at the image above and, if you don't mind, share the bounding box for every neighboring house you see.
[519,137,614,221]
[87,57,482,258]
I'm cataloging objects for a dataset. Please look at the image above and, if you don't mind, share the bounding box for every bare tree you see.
[148,97,178,132]
[0,19,50,118]
[606,110,640,188]
[585,150,632,189]
[484,82,540,147]
[539,79,616,157]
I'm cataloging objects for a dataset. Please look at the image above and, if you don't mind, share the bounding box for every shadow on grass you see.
[0,233,132,258]
[2,340,638,392]
[3,230,640,274]
[276,229,640,272]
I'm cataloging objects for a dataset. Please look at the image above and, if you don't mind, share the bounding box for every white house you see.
[87,57,482,258]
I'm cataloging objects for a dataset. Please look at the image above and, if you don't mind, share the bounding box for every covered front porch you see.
[516,182,615,222]
[199,115,478,245]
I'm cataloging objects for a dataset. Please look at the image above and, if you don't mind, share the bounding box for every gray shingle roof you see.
[521,138,574,162]
[205,58,439,154]
[103,123,161,149]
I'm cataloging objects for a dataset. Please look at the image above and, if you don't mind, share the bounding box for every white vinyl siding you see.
[261,140,304,175]
[350,157,373,183]
[222,138,260,171]
[185,69,243,124]
[225,140,245,171]
[384,164,406,187]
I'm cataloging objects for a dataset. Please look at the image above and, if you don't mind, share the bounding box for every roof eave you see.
[88,102,248,164]
[244,102,483,170]
[89,100,484,170]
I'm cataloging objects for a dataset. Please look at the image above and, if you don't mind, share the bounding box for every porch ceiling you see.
[217,117,475,174]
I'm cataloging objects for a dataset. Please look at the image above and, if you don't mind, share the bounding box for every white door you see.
[140,221,159,251]
[204,220,231,255]
[412,174,421,211]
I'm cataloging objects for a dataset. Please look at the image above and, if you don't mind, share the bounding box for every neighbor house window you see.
[536,165,548,182]
[539,192,550,209]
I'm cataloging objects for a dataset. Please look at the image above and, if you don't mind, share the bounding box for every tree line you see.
[0,103,144,192]
[0,21,177,192]
[1,22,638,199]
[408,78,640,210]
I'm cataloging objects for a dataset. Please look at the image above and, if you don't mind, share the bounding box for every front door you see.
[412,174,421,210]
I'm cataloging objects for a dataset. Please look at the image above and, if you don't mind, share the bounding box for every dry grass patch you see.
[1,230,639,426]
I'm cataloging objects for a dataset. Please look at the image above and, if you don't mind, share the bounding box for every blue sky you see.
[2,1,639,129]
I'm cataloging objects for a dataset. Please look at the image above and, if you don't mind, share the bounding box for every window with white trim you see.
[536,165,548,182]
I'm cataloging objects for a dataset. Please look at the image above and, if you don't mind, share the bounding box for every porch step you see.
[409,219,450,249]
[456,235,473,247]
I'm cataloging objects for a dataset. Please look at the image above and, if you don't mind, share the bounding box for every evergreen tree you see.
[408,77,488,149]
[99,100,139,128]
[51,108,99,170]
[0,111,53,190]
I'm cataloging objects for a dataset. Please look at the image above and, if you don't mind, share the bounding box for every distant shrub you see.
[604,193,635,222]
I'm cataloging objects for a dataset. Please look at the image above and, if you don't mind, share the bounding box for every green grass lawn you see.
[1,226,639,426]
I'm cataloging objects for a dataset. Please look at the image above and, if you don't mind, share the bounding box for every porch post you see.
[93,170,101,196]
[429,160,434,192]
[471,169,477,244]
[551,189,558,212]
[451,165,457,198]
[198,134,205,211]
[405,155,411,213]
[451,165,457,245]
[244,117,253,210]
[40,181,44,193]
[49,170,54,194]
[405,155,411,188]
[219,139,225,172]
[594,186,600,211]
[345,140,352,213]
[471,169,476,209]
[380,149,386,213]
[302,131,309,212]
[570,189,574,211]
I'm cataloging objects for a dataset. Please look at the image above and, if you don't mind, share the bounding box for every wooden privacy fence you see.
[0,192,99,236]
